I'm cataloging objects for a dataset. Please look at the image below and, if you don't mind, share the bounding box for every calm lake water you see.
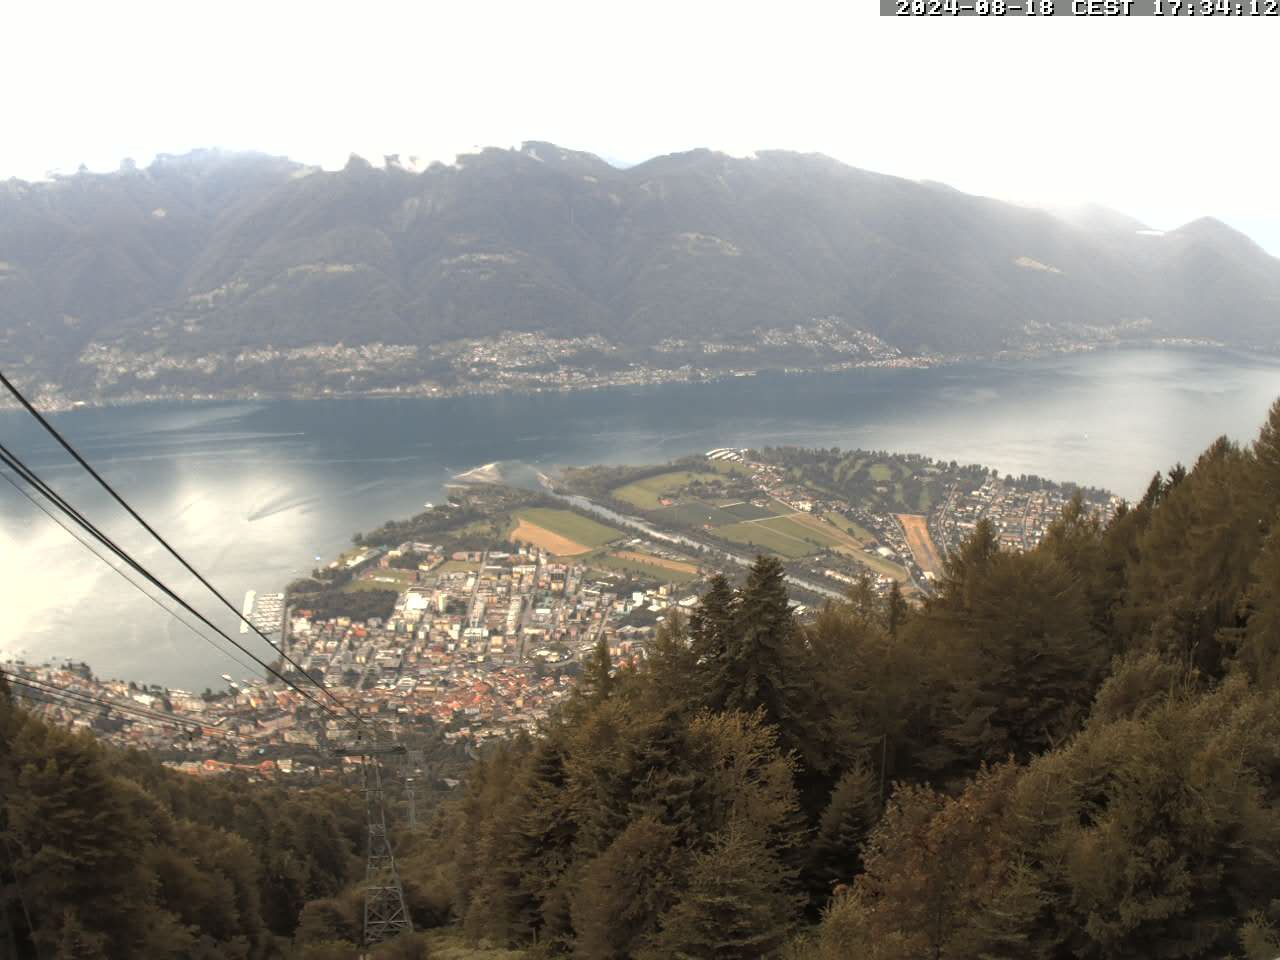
[3,345,1279,689]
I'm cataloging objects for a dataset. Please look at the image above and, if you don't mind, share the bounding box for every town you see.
[3,442,1119,779]
[23,315,1139,414]
[1,538,699,779]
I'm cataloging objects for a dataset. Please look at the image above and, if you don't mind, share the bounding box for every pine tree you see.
[940,517,999,611]
[647,820,802,960]
[805,764,1029,960]
[1252,399,1280,520]
[514,739,577,947]
[806,760,882,893]
[642,613,702,712]
[4,722,151,955]
[932,549,1103,769]
[581,635,613,703]
[886,580,907,637]
[720,556,793,727]
[570,817,681,959]
[1237,524,1280,688]
[1121,436,1260,676]
[689,573,739,706]
[1139,471,1165,510]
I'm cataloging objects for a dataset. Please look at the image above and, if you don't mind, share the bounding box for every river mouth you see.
[2,345,1278,688]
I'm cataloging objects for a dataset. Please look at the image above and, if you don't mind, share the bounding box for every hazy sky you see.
[5,0,1278,252]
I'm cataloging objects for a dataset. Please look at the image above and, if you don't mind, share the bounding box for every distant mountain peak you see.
[1174,216,1245,239]
[1045,202,1150,235]
[1171,216,1274,258]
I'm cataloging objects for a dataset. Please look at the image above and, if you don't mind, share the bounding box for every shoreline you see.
[3,338,1265,417]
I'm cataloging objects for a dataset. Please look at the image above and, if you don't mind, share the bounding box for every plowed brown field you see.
[508,520,589,556]
[896,514,943,578]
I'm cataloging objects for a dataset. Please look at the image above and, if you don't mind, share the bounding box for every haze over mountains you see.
[1,142,1277,404]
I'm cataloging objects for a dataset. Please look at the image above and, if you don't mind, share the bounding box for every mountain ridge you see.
[1,143,1276,405]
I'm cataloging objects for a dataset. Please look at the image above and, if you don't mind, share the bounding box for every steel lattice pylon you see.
[336,736,413,949]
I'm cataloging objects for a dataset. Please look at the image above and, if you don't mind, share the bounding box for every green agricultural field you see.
[587,552,700,585]
[612,470,727,509]
[835,546,911,582]
[825,510,875,544]
[717,519,816,559]
[651,500,738,528]
[761,514,847,549]
[719,501,776,521]
[512,508,622,548]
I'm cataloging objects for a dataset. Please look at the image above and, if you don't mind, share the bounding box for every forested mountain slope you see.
[2,145,1277,403]
[419,395,1280,960]
[6,397,1280,959]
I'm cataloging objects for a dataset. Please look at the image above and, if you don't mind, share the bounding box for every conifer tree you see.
[570,817,681,960]
[581,635,613,703]
[689,573,739,706]
[1254,398,1280,507]
[940,517,999,611]
[647,819,802,960]
[802,764,1032,960]
[642,613,702,712]
[1122,437,1260,676]
[931,548,1102,768]
[719,556,793,727]
[806,760,882,893]
[886,580,907,637]
[1234,522,1280,689]
[1139,471,1165,510]
[513,739,577,947]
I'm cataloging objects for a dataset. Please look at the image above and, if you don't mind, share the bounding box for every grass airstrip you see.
[609,469,913,580]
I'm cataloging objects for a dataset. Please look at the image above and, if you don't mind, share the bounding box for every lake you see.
[2,345,1278,689]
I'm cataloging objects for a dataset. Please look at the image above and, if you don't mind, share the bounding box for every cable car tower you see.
[335,728,413,949]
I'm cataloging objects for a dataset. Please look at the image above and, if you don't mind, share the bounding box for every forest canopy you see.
[5,397,1280,959]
